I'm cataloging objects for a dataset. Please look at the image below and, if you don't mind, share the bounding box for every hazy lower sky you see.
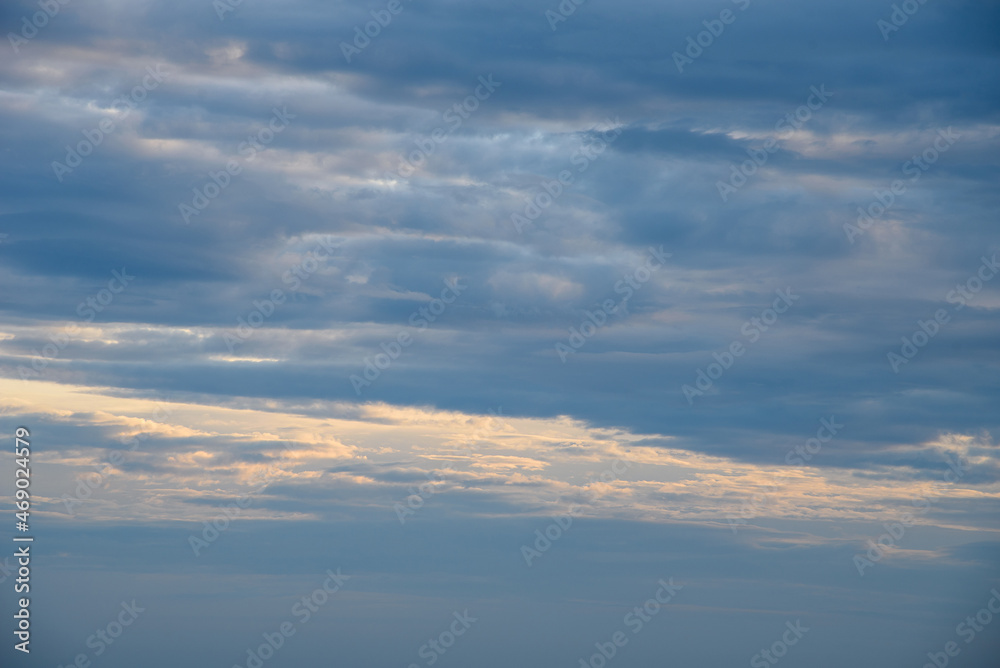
[1,0,998,666]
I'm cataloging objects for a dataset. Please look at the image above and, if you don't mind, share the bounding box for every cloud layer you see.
[1,0,998,665]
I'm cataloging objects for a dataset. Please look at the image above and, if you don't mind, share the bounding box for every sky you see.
[0,0,999,666]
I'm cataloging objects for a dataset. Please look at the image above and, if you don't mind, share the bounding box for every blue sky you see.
[1,0,999,666]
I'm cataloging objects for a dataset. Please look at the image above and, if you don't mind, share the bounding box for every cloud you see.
[1,0,998,664]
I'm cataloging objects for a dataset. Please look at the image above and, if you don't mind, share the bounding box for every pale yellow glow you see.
[2,377,997,535]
